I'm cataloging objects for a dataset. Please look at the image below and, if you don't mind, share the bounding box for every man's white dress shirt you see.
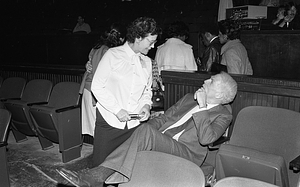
[163,103,218,141]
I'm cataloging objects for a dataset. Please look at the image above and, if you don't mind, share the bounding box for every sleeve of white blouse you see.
[139,57,153,108]
[91,50,122,115]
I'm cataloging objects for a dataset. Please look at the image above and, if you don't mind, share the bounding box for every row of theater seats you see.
[1,76,300,187]
[0,76,82,163]
[0,108,11,187]
[123,106,300,187]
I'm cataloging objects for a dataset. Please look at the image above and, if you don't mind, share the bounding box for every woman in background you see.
[155,21,197,74]
[218,19,253,75]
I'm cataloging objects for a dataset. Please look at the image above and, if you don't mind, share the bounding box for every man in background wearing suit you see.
[57,72,237,187]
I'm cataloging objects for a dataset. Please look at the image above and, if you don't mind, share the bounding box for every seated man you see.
[56,72,237,187]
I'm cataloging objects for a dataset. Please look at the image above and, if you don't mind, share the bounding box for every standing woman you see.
[81,23,126,137]
[91,17,161,167]
[218,19,253,75]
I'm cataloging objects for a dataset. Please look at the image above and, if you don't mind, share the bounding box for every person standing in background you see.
[155,21,197,75]
[90,17,161,167]
[80,23,125,137]
[73,16,91,34]
[218,19,253,75]
[199,23,222,72]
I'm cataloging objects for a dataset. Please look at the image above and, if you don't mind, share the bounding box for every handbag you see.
[152,82,164,109]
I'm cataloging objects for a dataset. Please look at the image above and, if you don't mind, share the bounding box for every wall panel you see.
[0,65,84,85]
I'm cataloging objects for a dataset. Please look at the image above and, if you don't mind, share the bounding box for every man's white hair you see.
[217,72,237,104]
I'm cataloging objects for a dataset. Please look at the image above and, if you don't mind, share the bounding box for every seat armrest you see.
[55,105,80,113]
[208,136,230,150]
[0,142,8,148]
[289,155,300,172]
[1,98,21,102]
[27,101,48,106]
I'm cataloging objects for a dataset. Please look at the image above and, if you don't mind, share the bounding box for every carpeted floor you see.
[6,132,94,187]
[6,112,164,187]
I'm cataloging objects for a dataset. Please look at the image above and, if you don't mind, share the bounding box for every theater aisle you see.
[6,131,93,187]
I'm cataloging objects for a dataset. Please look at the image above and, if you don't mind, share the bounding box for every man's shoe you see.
[56,168,103,187]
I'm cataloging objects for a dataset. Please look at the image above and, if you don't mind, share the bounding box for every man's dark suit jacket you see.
[148,93,233,166]
[199,37,222,72]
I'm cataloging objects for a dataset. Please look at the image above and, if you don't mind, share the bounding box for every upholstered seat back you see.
[0,77,26,99]
[4,79,53,143]
[230,106,300,159]
[48,82,80,108]
[214,177,279,187]
[119,151,205,187]
[21,79,53,102]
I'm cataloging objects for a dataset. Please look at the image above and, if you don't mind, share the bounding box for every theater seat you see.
[0,77,26,101]
[4,79,53,148]
[118,151,205,187]
[214,177,279,187]
[29,82,82,163]
[216,106,300,187]
[0,109,12,187]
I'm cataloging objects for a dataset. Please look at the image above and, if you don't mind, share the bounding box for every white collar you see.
[206,103,219,109]
[210,36,219,43]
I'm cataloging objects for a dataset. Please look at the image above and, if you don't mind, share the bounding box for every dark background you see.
[1,0,265,36]
[2,0,296,68]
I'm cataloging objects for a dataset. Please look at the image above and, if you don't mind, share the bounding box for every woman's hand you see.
[194,87,207,108]
[116,109,130,122]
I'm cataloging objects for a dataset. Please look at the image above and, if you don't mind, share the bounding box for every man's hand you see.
[138,104,151,122]
[116,109,130,122]
[194,87,207,108]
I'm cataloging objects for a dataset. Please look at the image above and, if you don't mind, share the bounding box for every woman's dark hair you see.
[126,17,162,43]
[166,21,189,38]
[93,22,126,49]
[218,19,241,40]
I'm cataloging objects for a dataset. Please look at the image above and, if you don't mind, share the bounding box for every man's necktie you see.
[164,117,193,138]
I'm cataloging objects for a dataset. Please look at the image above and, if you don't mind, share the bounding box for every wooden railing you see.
[2,67,300,144]
[0,64,85,85]
[241,30,300,80]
